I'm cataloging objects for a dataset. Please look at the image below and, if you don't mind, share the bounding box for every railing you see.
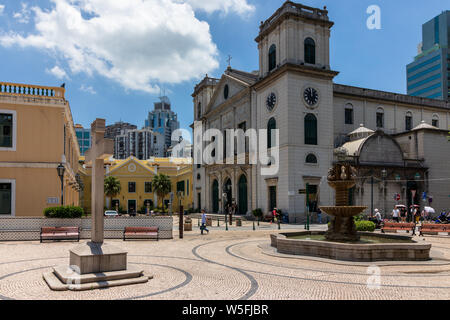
[259,2,329,33]
[0,82,65,99]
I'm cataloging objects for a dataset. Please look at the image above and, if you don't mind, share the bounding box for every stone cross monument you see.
[85,118,113,244]
[44,119,149,291]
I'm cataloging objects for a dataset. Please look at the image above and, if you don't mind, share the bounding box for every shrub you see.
[44,206,84,219]
[252,208,263,218]
[355,220,376,232]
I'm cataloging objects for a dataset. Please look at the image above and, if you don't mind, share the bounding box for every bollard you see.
[218,218,220,227]
[253,220,255,231]
[198,218,200,227]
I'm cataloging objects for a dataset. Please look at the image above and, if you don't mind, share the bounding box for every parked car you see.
[104,210,119,217]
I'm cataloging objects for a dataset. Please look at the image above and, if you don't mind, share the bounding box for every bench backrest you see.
[125,227,158,233]
[383,222,414,229]
[421,224,450,231]
[41,227,79,233]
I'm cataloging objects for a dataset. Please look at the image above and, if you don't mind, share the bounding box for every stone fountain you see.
[320,163,367,242]
[269,151,431,262]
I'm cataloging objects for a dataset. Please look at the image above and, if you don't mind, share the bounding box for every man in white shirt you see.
[392,206,400,223]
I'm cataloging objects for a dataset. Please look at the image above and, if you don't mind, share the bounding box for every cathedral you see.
[192,1,450,222]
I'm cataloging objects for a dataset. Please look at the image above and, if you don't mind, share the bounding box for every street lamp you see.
[222,191,228,231]
[381,169,387,218]
[57,164,65,206]
[177,191,184,239]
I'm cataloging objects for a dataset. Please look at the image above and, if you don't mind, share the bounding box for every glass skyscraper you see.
[75,124,91,156]
[145,96,180,157]
[406,11,450,100]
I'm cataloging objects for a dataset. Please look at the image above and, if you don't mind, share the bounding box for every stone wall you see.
[0,216,173,241]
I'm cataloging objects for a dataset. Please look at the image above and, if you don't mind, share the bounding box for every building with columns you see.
[192,1,450,222]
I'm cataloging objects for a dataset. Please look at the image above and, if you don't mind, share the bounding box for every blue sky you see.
[0,0,448,136]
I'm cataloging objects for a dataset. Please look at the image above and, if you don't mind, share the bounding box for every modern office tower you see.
[114,128,154,160]
[145,96,180,157]
[105,121,137,140]
[75,124,91,156]
[407,11,450,100]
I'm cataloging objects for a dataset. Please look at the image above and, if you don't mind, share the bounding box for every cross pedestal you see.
[44,119,150,291]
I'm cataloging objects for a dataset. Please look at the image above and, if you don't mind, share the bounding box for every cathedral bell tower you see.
[255,1,333,77]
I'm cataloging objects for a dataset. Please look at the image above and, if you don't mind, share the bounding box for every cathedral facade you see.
[192,2,450,222]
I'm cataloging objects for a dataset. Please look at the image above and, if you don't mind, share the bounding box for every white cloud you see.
[180,0,255,16]
[46,66,68,79]
[13,3,30,23]
[0,0,236,94]
[80,84,96,95]
[0,5,5,15]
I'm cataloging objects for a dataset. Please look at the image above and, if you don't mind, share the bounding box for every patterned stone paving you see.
[0,223,449,300]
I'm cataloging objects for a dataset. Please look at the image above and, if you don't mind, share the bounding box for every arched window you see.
[432,114,439,127]
[268,44,276,72]
[304,38,316,64]
[305,153,318,164]
[405,111,413,131]
[304,114,317,145]
[376,107,384,128]
[197,103,201,119]
[224,84,229,100]
[267,117,276,149]
[345,103,354,125]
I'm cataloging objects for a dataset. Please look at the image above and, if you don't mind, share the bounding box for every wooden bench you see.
[420,224,450,236]
[381,222,415,234]
[123,227,159,241]
[40,227,80,243]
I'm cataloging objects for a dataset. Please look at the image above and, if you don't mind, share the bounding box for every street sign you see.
[395,194,400,201]
[298,189,306,194]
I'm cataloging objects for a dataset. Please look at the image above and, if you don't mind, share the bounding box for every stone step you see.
[44,267,152,291]
[53,265,145,284]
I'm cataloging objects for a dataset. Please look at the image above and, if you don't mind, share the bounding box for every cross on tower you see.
[84,119,114,244]
[227,55,232,68]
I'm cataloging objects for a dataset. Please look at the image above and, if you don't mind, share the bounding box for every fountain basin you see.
[320,206,367,218]
[270,231,431,262]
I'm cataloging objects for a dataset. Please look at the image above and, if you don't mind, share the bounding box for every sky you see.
[0,0,448,139]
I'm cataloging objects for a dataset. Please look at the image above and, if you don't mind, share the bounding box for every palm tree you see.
[152,173,171,210]
[104,176,121,209]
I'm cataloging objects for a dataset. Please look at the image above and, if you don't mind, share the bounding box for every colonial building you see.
[0,82,81,216]
[79,156,193,215]
[192,1,450,222]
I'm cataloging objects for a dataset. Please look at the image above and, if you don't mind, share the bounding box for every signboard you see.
[288,191,295,196]
[298,189,306,194]
[47,197,59,204]
[393,193,400,201]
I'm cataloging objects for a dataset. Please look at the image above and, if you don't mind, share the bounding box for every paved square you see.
[0,221,449,300]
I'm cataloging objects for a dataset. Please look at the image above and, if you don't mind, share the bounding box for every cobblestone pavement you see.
[0,222,449,300]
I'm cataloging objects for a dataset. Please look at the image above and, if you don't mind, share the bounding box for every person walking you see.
[317,207,322,224]
[200,210,209,235]
[392,206,400,223]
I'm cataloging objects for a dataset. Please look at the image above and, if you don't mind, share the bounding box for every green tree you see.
[152,173,171,209]
[104,176,121,209]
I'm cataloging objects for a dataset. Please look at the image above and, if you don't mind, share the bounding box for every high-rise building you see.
[145,96,180,157]
[75,124,91,156]
[114,128,155,160]
[105,121,137,140]
[407,11,450,100]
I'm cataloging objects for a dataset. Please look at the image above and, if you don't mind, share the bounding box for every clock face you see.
[266,92,277,111]
[303,87,319,107]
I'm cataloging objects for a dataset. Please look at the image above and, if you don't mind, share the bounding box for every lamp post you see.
[223,191,228,231]
[381,169,387,217]
[57,164,65,206]
[177,191,184,239]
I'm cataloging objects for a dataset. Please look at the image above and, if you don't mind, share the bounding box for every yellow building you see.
[0,82,81,216]
[80,156,193,214]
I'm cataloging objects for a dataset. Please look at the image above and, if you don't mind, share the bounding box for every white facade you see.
[192,2,450,221]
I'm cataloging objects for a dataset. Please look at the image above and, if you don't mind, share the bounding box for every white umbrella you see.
[424,206,435,214]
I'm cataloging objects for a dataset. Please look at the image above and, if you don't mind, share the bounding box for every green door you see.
[212,180,219,213]
[0,183,11,215]
[238,175,248,215]
[269,186,277,211]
